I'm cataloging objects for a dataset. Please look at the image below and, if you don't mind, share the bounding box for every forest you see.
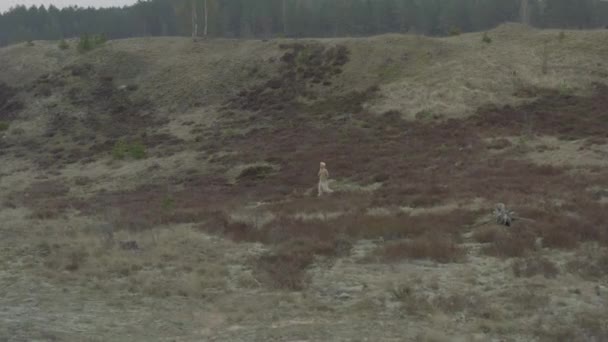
[1,0,608,46]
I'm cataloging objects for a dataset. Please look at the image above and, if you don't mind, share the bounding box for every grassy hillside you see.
[1,24,608,341]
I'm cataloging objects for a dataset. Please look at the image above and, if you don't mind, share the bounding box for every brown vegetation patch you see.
[25,180,70,198]
[23,85,605,283]
[15,71,608,298]
[265,192,373,217]
[76,75,154,139]
[236,164,276,182]
[0,81,23,120]
[472,83,608,140]
[30,72,65,97]
[535,311,608,342]
[253,237,347,290]
[229,43,350,113]
[5,180,74,219]
[3,63,169,168]
[485,138,512,150]
[81,179,233,231]
[391,282,488,318]
[479,201,608,258]
[34,224,229,299]
[512,256,559,278]
[472,226,503,243]
[211,81,606,216]
[566,247,608,280]
[481,227,537,258]
[342,210,479,242]
[194,210,470,288]
[520,202,608,248]
[196,208,478,267]
[379,234,466,263]
[254,243,313,291]
[38,63,157,150]
[200,207,478,248]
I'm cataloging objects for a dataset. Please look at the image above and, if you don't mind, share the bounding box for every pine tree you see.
[0,0,607,46]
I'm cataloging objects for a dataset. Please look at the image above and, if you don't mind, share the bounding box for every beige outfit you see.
[318,164,333,196]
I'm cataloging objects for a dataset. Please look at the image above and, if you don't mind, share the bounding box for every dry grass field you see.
[1,24,608,341]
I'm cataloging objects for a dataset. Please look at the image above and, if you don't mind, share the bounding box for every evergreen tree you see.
[0,0,606,47]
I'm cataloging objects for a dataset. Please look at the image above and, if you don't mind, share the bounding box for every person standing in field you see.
[318,162,334,197]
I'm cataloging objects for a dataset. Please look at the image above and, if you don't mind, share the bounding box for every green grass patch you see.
[112,140,147,160]
[78,34,107,53]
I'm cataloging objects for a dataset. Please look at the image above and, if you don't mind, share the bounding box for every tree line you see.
[1,0,608,47]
